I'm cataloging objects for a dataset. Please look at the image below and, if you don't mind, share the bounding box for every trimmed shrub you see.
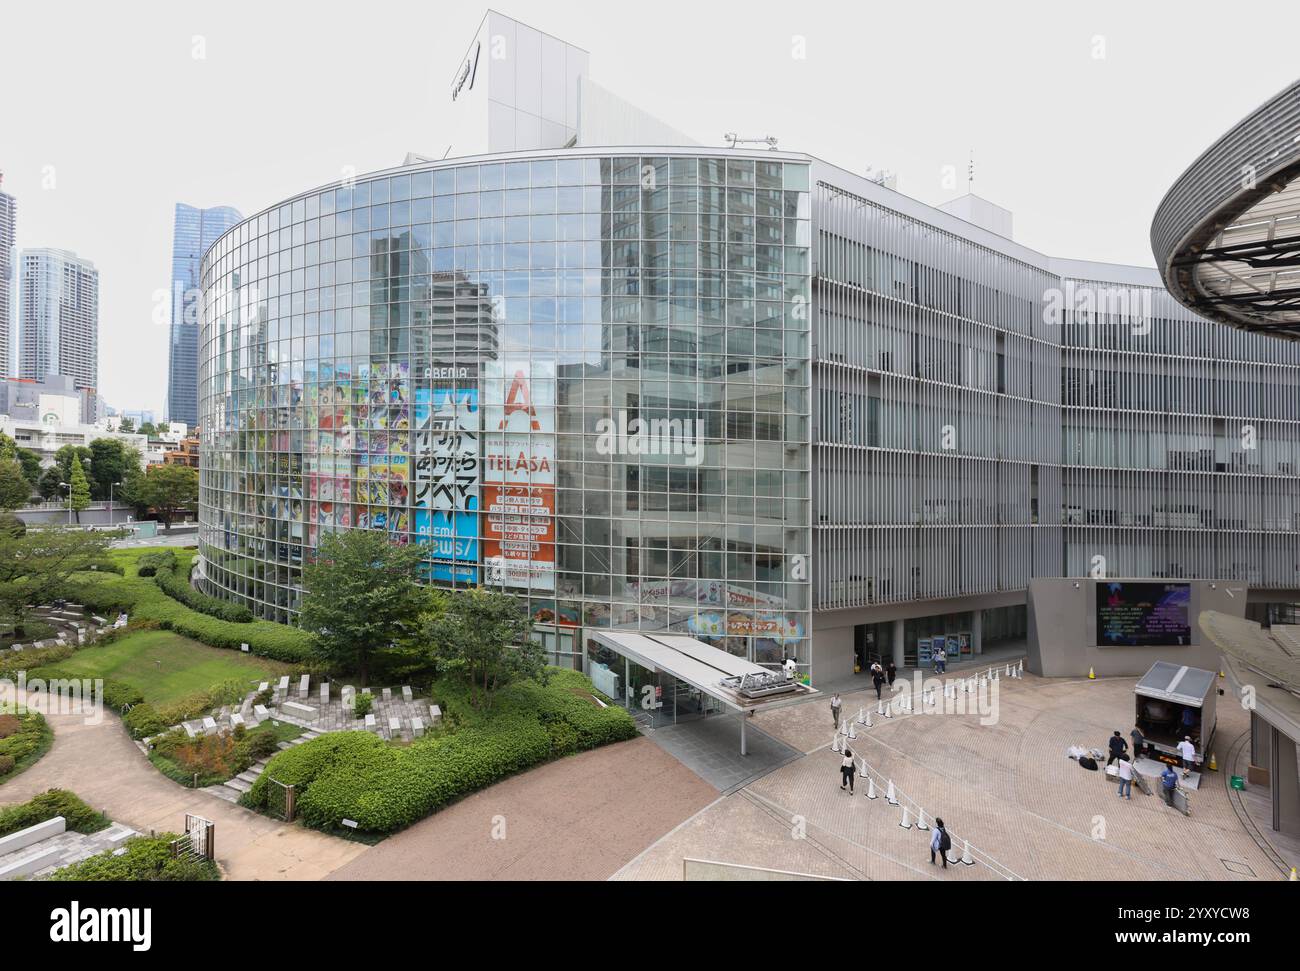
[0,755,13,775]
[154,556,254,623]
[48,833,219,881]
[136,550,175,578]
[242,669,636,834]
[0,707,52,777]
[123,704,167,740]
[0,789,110,838]
[353,693,374,718]
[0,644,73,678]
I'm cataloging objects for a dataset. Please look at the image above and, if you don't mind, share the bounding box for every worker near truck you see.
[1160,765,1181,808]
[1106,730,1128,767]
[1178,736,1198,777]
[1130,725,1145,760]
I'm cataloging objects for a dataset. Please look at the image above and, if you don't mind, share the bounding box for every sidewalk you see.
[812,641,1027,700]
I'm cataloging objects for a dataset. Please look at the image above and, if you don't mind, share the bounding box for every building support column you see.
[972,610,983,655]
[740,713,748,757]
[892,619,905,670]
[1269,726,1300,837]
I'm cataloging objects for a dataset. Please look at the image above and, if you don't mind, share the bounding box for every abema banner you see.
[483,360,555,591]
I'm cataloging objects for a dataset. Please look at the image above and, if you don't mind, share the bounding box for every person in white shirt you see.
[1116,755,1134,799]
[840,747,856,793]
[830,692,843,728]
[1178,736,1197,777]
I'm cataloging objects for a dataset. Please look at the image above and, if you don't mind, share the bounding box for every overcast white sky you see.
[4,0,1298,413]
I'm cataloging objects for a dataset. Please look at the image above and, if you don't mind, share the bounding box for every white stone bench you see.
[281,701,316,719]
[229,713,246,728]
[254,705,270,720]
[429,704,442,725]
[364,713,376,729]
[202,716,218,732]
[411,717,425,738]
[277,676,290,695]
[0,845,66,881]
[183,722,198,738]
[382,688,392,702]
[388,717,401,734]
[320,683,330,704]
[258,681,269,693]
[299,674,310,697]
[0,816,66,857]
[402,686,413,702]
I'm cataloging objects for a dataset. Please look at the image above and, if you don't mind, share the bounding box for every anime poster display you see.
[414,384,480,583]
[483,360,555,592]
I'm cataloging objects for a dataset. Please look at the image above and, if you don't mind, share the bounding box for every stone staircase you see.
[202,729,323,804]
[0,820,139,880]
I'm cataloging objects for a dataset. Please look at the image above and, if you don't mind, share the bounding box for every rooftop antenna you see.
[724,133,779,151]
[967,150,975,194]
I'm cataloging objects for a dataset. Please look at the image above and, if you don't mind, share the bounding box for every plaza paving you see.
[614,671,1290,881]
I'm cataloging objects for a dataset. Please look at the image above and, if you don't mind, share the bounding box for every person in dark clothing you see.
[872,664,884,700]
[1160,765,1180,808]
[886,661,897,686]
[1106,730,1128,767]
[930,817,950,868]
[840,748,856,793]
[1130,726,1145,760]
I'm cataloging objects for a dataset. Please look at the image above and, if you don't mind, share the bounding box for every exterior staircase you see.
[203,729,323,803]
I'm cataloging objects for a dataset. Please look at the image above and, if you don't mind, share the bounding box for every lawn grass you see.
[111,545,198,578]
[45,629,295,707]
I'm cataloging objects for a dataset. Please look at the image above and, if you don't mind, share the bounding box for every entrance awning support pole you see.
[740,713,748,756]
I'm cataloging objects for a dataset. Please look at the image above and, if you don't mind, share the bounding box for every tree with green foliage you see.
[38,466,64,501]
[0,526,113,638]
[68,455,91,523]
[126,464,197,531]
[117,416,135,434]
[15,449,42,488]
[87,438,141,501]
[157,422,170,435]
[0,459,34,511]
[138,421,158,439]
[424,587,545,709]
[0,431,17,461]
[299,530,428,684]
[43,445,93,502]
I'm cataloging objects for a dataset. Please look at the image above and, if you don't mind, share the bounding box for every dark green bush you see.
[0,707,51,776]
[242,669,636,834]
[155,557,254,623]
[353,693,374,718]
[0,789,110,837]
[123,704,167,740]
[48,833,219,881]
[0,755,14,775]
[136,550,176,578]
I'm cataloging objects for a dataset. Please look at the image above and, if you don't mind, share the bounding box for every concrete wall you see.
[13,503,133,526]
[1026,577,1246,678]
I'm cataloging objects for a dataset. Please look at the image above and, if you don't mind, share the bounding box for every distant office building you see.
[0,373,99,431]
[0,175,15,378]
[166,204,241,427]
[19,248,99,420]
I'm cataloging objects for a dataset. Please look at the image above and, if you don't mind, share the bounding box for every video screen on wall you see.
[1095,582,1192,647]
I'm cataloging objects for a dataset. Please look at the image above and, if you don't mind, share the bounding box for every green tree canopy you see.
[137,421,158,439]
[0,526,113,637]
[117,416,135,433]
[299,530,428,684]
[68,455,91,521]
[15,449,42,488]
[125,463,197,531]
[157,422,171,435]
[0,458,33,511]
[87,438,141,501]
[424,587,544,708]
[0,431,16,461]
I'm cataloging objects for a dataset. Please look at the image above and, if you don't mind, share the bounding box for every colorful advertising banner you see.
[483,360,555,591]
[414,384,480,583]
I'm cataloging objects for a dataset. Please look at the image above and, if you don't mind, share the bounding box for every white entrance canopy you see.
[589,630,817,755]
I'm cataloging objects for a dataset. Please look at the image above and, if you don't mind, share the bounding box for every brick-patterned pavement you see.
[616,672,1285,881]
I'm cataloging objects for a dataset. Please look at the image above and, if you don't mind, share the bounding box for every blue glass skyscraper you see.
[167,203,241,427]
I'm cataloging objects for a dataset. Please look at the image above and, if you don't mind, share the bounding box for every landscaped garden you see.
[0,706,54,782]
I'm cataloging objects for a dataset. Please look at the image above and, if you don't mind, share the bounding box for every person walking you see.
[930,817,950,868]
[1116,754,1133,799]
[1160,764,1180,808]
[1178,736,1197,777]
[886,660,897,687]
[840,747,856,793]
[934,652,946,675]
[830,692,843,729]
[872,663,885,700]
[1130,725,1145,761]
[1106,730,1128,767]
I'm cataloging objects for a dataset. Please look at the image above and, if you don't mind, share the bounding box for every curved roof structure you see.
[1152,80,1300,339]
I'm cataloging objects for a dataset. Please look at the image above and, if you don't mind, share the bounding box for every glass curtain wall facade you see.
[1061,279,1300,584]
[199,150,813,670]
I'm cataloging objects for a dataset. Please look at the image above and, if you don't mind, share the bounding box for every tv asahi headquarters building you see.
[198,12,1300,691]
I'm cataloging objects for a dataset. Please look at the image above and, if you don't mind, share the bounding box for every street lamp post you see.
[59,482,71,526]
[109,480,123,528]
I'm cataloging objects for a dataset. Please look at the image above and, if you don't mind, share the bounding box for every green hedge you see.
[135,550,173,577]
[48,833,219,881]
[154,555,254,624]
[0,707,54,780]
[116,678,248,740]
[59,573,313,663]
[0,643,73,678]
[24,668,143,713]
[0,789,109,838]
[242,669,637,834]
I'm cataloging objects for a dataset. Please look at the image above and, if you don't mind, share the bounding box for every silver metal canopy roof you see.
[1152,79,1300,340]
[1134,661,1215,706]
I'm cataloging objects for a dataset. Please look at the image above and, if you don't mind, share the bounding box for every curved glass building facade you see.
[199,149,814,668]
